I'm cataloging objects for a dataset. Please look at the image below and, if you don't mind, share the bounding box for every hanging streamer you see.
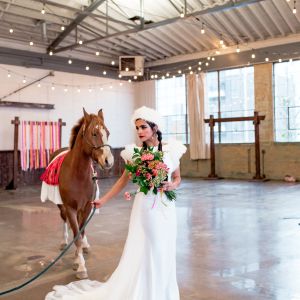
[19,120,62,170]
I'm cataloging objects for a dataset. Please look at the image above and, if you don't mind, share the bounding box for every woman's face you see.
[135,119,154,143]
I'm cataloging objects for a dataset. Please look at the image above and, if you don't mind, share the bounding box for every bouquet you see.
[124,147,176,202]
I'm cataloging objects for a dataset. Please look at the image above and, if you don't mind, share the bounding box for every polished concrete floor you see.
[1,178,300,300]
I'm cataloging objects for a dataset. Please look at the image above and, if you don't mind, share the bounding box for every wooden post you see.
[58,118,66,148]
[208,115,218,178]
[6,117,20,190]
[253,111,264,180]
[204,112,266,180]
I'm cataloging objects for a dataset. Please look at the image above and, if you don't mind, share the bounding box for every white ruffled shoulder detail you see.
[163,139,187,169]
[120,143,137,163]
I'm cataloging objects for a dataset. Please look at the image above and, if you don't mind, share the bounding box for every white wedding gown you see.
[45,140,186,300]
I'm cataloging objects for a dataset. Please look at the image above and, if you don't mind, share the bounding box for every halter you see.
[82,124,112,151]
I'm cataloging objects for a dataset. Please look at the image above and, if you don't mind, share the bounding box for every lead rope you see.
[0,177,98,296]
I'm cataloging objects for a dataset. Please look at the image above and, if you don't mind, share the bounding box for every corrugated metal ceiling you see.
[0,0,299,70]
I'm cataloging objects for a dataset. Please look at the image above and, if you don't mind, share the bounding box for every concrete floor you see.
[1,178,300,300]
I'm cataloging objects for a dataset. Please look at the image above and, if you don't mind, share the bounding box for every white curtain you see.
[187,73,210,160]
[134,80,156,109]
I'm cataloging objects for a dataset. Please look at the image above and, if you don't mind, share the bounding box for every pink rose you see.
[141,153,154,161]
[146,173,152,180]
[124,192,131,201]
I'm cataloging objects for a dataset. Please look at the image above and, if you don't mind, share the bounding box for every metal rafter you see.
[47,0,106,52]
[51,0,266,54]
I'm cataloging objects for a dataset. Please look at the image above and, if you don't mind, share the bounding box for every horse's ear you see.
[98,109,104,120]
[83,108,90,122]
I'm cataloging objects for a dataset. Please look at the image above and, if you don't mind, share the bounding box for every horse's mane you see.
[69,117,84,149]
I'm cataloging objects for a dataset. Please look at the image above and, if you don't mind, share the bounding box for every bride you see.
[45,106,187,300]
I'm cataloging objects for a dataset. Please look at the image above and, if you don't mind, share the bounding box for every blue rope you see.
[0,206,97,296]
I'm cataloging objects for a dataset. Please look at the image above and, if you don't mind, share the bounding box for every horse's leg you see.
[57,204,69,250]
[66,207,88,279]
[79,208,92,254]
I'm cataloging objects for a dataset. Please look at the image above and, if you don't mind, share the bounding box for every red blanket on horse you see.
[40,151,68,185]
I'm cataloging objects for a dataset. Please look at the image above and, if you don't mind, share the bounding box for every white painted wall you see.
[0,64,136,150]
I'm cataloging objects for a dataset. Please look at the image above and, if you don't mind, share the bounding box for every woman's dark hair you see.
[137,119,162,151]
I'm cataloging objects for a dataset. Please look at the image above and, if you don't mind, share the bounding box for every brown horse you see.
[49,108,114,279]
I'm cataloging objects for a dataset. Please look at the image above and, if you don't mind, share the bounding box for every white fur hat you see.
[131,106,164,130]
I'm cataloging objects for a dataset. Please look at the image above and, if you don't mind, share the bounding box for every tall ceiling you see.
[0,0,300,78]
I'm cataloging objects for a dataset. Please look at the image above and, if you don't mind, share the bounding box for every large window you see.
[205,66,255,143]
[156,76,187,143]
[274,60,300,142]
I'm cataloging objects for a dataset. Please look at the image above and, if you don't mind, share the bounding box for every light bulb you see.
[278,58,282,63]
[95,51,100,56]
[9,28,13,34]
[111,61,115,65]
[78,40,83,45]
[61,26,65,31]
[49,50,53,56]
[103,71,107,75]
[85,66,89,71]
[68,59,72,64]
[118,74,122,78]
[29,41,33,46]
[7,72,11,78]
[251,53,255,59]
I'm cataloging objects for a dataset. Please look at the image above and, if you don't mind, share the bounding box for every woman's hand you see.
[92,198,106,209]
[162,181,176,191]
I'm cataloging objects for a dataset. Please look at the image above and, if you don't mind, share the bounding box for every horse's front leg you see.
[66,207,88,279]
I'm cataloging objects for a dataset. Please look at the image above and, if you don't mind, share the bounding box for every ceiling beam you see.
[52,0,267,54]
[145,33,300,68]
[47,0,106,52]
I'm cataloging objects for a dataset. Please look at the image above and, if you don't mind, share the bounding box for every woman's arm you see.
[162,167,181,191]
[93,170,129,208]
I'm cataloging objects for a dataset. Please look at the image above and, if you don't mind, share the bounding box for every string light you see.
[88,87,92,92]
[198,67,201,71]
[118,74,122,78]
[265,57,269,62]
[29,40,33,46]
[289,58,293,62]
[133,75,137,80]
[128,79,132,83]
[95,51,100,56]
[189,70,193,74]
[278,58,282,63]
[41,5,45,14]
[68,59,72,64]
[51,84,55,91]
[49,50,53,56]
[61,25,65,31]
[162,75,165,79]
[9,28,13,34]
[166,73,170,77]
[198,61,202,65]
[188,66,192,70]
[77,88,81,92]
[78,39,83,45]
[111,61,115,65]
[64,86,68,92]
[211,57,215,61]
[119,82,123,86]
[293,0,297,13]
[180,7,184,18]
[22,77,27,84]
[85,66,90,71]
[236,45,240,53]
[201,23,205,34]
[103,71,107,75]
[7,71,11,78]
[125,67,129,71]
[251,53,256,59]
[219,35,224,45]
[178,70,182,74]
[37,82,41,88]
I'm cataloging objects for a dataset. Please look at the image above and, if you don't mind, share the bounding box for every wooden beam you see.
[0,101,54,109]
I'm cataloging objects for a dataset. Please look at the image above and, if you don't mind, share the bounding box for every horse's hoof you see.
[72,263,79,271]
[76,271,88,279]
[83,247,90,254]
[60,243,68,250]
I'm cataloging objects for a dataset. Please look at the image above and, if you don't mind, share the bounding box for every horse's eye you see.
[92,133,97,137]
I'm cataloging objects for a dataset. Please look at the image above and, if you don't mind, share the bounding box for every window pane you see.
[205,67,255,144]
[156,76,187,143]
[274,60,300,142]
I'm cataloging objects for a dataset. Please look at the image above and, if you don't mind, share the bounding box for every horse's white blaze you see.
[100,127,114,167]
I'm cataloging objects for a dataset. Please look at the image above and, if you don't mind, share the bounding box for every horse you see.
[41,108,114,279]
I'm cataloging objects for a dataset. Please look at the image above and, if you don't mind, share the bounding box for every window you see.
[274,60,300,142]
[205,66,255,143]
[156,76,187,143]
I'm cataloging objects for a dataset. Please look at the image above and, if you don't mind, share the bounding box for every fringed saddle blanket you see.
[40,150,68,185]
